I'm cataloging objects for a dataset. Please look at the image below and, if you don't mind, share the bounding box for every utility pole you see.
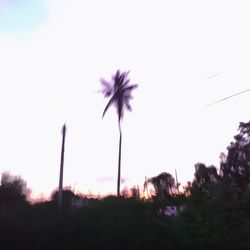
[58,124,66,209]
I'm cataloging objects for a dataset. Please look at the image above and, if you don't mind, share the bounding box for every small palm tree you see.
[100,70,138,196]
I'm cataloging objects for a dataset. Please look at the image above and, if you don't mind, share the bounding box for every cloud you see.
[96,177,114,183]
[0,0,48,31]
[96,177,129,184]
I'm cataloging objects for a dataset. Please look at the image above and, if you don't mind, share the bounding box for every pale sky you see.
[0,0,250,199]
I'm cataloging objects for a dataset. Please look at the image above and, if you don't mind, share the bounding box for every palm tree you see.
[100,70,138,196]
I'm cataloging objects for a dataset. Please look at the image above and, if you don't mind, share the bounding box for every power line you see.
[206,72,222,80]
[206,88,250,107]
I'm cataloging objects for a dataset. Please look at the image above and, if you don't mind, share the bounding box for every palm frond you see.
[100,78,113,97]
[124,84,138,91]
[125,102,132,111]
[102,96,115,118]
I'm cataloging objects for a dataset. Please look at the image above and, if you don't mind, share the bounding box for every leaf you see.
[102,96,115,118]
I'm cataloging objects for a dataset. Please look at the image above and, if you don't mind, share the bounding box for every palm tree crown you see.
[101,70,138,123]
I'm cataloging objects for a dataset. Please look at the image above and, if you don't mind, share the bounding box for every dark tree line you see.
[1,121,250,249]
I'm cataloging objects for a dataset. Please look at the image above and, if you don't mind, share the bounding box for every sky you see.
[0,0,250,200]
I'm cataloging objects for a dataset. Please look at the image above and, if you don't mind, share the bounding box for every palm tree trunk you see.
[117,122,122,196]
[58,124,66,209]
[175,168,180,195]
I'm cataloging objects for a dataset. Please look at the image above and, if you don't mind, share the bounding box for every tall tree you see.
[100,70,138,196]
[220,121,250,193]
[58,124,66,209]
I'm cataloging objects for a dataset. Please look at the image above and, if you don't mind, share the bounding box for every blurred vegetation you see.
[1,121,250,249]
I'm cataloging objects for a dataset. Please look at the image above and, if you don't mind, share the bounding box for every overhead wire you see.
[206,88,250,107]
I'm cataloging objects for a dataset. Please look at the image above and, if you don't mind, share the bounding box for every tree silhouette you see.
[100,70,138,196]
[220,121,250,194]
[193,163,219,188]
[51,189,78,210]
[145,172,175,200]
[0,172,29,215]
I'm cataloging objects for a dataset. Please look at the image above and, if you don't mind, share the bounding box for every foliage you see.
[100,70,138,122]
[0,172,29,215]
[193,163,220,188]
[220,121,250,195]
[145,172,176,200]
